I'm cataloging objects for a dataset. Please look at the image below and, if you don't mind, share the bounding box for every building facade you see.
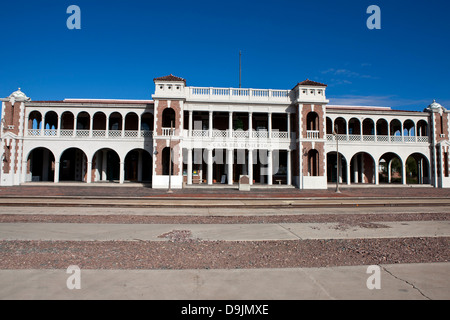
[1,74,449,189]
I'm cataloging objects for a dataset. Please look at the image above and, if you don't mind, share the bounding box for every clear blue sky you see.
[0,0,449,111]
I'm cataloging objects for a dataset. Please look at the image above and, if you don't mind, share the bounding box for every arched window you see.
[141,113,154,131]
[60,111,74,130]
[162,108,176,128]
[403,119,415,136]
[348,118,360,135]
[334,117,347,134]
[28,111,42,130]
[417,120,428,137]
[109,112,122,131]
[162,147,172,175]
[306,112,319,131]
[125,112,139,131]
[307,149,319,176]
[44,111,58,130]
[77,112,90,130]
[362,118,375,135]
[93,112,107,130]
[326,117,333,134]
[376,119,388,136]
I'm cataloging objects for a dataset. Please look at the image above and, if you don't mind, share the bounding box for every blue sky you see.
[0,0,449,111]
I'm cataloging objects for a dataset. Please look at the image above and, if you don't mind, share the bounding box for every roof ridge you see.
[296,79,328,87]
[153,74,186,83]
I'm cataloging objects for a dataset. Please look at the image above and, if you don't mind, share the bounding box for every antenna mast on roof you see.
[239,50,242,88]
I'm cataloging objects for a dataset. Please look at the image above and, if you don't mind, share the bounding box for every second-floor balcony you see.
[27,129,154,139]
[26,127,293,141]
[181,129,293,141]
[326,134,429,144]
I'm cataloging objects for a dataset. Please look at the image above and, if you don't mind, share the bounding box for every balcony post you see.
[138,115,142,138]
[73,117,77,137]
[267,149,273,185]
[87,161,92,183]
[287,150,292,185]
[287,113,291,139]
[268,113,272,139]
[54,161,60,183]
[89,116,93,138]
[207,148,213,185]
[56,114,61,137]
[227,148,233,185]
[248,112,253,138]
[121,117,125,138]
[228,112,233,138]
[209,111,213,138]
[102,150,107,181]
[119,161,125,184]
[188,111,193,137]
[248,149,253,185]
[187,148,193,185]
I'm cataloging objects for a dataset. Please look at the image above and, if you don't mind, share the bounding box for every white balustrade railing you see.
[141,130,153,138]
[233,130,249,139]
[213,130,228,138]
[306,130,320,139]
[124,130,138,138]
[326,134,429,144]
[252,131,269,139]
[43,129,57,136]
[25,129,153,139]
[251,89,269,97]
[28,129,41,136]
[92,130,106,138]
[60,129,74,137]
[212,88,229,96]
[189,86,290,101]
[161,128,175,136]
[23,127,429,146]
[76,129,90,137]
[417,136,429,143]
[348,134,361,142]
[108,130,122,138]
[232,88,249,97]
[272,131,289,139]
[363,135,375,142]
[182,129,290,140]
[192,130,208,138]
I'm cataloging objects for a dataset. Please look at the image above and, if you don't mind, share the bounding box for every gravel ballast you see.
[0,212,448,224]
[0,237,448,270]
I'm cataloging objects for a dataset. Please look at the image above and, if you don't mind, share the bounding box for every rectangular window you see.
[444,152,449,178]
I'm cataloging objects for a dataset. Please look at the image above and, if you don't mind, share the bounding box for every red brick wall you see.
[301,104,325,138]
[154,140,181,175]
[154,99,183,176]
[2,101,23,174]
[155,100,182,135]
[297,103,326,178]
[301,141,325,176]
[435,112,449,143]
[3,101,22,135]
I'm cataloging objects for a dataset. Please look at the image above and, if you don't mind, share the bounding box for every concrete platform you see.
[0,263,448,300]
[1,221,449,241]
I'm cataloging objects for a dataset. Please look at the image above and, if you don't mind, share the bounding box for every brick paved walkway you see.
[0,184,449,199]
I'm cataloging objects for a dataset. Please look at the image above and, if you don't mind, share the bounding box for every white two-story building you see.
[1,74,449,189]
